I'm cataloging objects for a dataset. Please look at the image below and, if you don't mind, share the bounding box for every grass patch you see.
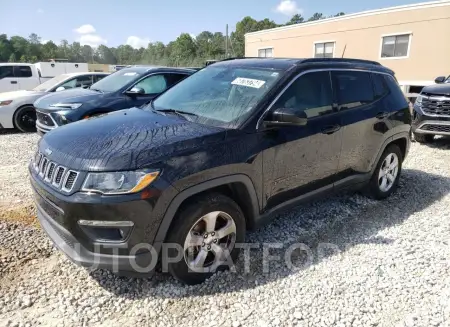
[0,204,38,227]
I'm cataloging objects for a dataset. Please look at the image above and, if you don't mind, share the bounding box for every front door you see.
[262,70,343,209]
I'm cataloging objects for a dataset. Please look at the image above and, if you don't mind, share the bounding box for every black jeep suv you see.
[412,75,450,143]
[30,58,411,284]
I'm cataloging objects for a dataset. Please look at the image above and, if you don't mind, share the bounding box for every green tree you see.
[286,14,304,25]
[231,16,278,57]
[307,13,324,21]
[0,34,13,62]
[171,33,197,66]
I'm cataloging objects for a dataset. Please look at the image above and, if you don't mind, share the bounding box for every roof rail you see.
[301,58,381,66]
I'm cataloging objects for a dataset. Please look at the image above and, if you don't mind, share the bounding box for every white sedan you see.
[0,72,108,132]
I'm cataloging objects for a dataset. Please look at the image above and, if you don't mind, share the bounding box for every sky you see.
[0,0,427,48]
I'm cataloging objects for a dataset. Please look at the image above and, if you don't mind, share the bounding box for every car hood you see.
[0,90,46,101]
[39,108,227,171]
[34,88,104,110]
[422,83,450,96]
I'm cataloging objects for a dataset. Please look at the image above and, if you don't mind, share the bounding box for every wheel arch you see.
[370,131,410,175]
[154,174,260,246]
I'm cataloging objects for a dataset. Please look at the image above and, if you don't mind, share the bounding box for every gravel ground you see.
[1,131,450,327]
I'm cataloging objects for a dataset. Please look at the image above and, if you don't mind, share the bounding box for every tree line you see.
[0,12,344,67]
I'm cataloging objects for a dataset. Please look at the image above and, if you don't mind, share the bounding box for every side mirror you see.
[435,76,446,84]
[81,85,89,89]
[264,108,308,127]
[126,86,145,95]
[55,86,66,92]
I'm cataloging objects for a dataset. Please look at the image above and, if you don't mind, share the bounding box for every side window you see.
[372,73,389,99]
[383,74,409,106]
[93,74,106,83]
[14,66,32,78]
[134,74,167,94]
[272,71,333,118]
[332,71,374,110]
[164,73,189,88]
[0,66,14,79]
[59,75,93,89]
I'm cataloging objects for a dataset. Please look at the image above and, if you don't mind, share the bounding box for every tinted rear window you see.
[0,66,14,79]
[332,71,374,110]
[15,66,32,78]
[372,73,389,99]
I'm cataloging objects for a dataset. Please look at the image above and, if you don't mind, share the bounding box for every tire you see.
[414,133,434,144]
[165,193,246,285]
[13,105,37,133]
[364,144,403,200]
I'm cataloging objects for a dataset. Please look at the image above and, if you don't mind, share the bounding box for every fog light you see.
[78,220,134,242]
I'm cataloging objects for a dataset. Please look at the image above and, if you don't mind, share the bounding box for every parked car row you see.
[34,66,195,134]
[29,57,414,284]
[0,72,108,132]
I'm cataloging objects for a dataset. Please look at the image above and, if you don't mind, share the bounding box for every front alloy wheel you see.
[184,211,237,272]
[166,193,245,285]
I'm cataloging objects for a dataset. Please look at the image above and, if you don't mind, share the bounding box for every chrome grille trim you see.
[32,152,80,193]
[39,158,48,177]
[62,170,79,192]
[44,162,56,182]
[421,96,450,117]
[52,166,66,187]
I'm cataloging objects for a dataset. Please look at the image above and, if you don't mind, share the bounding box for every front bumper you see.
[30,165,177,275]
[412,106,450,136]
[37,203,155,274]
[36,110,59,135]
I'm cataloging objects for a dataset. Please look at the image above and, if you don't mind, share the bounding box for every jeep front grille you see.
[33,152,79,192]
[421,96,450,116]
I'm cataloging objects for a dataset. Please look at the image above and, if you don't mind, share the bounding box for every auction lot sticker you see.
[232,77,266,89]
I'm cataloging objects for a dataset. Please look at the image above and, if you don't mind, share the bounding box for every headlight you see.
[81,170,160,195]
[0,100,13,106]
[415,95,424,106]
[50,103,83,109]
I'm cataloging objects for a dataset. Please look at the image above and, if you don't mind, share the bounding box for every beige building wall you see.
[245,1,450,85]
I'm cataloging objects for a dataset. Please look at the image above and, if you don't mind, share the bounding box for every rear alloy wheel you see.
[166,193,245,285]
[364,144,403,200]
[14,105,37,133]
[414,133,434,144]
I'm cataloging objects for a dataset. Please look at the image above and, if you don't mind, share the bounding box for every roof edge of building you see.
[245,0,450,37]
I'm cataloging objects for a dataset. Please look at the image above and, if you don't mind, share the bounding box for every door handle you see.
[10,81,17,84]
[376,112,389,119]
[321,125,341,135]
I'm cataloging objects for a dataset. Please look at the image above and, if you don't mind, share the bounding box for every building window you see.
[314,42,334,58]
[258,48,273,58]
[381,34,410,58]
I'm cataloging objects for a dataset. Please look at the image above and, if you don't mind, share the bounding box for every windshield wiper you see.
[155,108,198,120]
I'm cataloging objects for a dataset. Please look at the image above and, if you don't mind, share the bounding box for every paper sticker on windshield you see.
[123,72,138,76]
[231,77,266,89]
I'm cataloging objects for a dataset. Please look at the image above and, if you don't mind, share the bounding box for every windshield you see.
[33,75,70,91]
[151,65,283,128]
[445,76,450,83]
[89,70,141,92]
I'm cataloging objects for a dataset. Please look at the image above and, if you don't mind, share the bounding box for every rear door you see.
[14,65,36,90]
[333,70,387,181]
[0,65,18,92]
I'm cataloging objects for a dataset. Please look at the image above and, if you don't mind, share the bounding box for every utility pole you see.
[225,24,228,58]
